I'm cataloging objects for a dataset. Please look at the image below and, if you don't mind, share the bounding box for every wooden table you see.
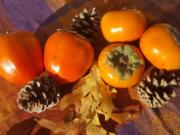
[0,0,180,135]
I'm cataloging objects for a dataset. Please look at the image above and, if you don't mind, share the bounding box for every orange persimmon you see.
[44,31,94,84]
[98,43,145,88]
[101,9,146,42]
[140,23,180,70]
[0,31,43,85]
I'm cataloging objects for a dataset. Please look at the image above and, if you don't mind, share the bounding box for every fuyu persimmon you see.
[0,31,43,85]
[98,43,145,88]
[101,9,146,42]
[44,31,94,84]
[140,23,180,70]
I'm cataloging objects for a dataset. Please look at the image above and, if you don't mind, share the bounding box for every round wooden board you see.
[0,0,180,135]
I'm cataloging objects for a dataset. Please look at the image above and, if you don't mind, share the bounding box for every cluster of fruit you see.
[0,8,179,113]
[100,9,180,108]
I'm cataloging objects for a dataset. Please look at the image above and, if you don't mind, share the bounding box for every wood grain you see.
[45,0,66,12]
[0,0,180,135]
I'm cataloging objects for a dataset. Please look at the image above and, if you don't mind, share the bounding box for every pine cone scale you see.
[169,79,177,85]
[137,68,180,108]
[17,76,61,113]
[72,8,99,39]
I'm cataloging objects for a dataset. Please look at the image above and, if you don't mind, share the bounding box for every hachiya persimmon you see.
[44,31,94,84]
[140,23,180,70]
[0,31,43,85]
[101,9,146,42]
[98,43,145,88]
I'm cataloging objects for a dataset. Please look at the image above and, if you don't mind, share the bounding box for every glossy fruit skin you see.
[140,23,180,70]
[101,9,146,42]
[98,43,144,88]
[0,32,43,85]
[44,31,94,84]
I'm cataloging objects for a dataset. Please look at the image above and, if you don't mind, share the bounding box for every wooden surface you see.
[0,0,180,135]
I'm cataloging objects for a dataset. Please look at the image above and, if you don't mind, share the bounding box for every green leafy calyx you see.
[107,45,144,79]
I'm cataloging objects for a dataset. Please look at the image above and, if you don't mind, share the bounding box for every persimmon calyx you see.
[106,45,144,79]
[164,23,180,45]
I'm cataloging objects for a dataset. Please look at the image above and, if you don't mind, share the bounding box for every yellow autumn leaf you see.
[87,123,106,135]
[98,84,116,120]
[59,64,116,122]
[37,119,63,134]
[87,123,115,135]
[80,94,95,121]
[59,92,81,113]
[90,65,116,120]
[91,113,100,126]
[56,64,141,134]
[37,118,86,135]
[82,65,116,121]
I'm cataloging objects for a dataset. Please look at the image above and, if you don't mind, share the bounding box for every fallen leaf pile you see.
[37,64,141,135]
[53,64,116,134]
[72,64,115,121]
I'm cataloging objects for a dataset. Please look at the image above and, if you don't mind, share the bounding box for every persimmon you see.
[140,23,180,70]
[0,31,43,85]
[44,31,94,84]
[101,9,146,42]
[98,43,145,88]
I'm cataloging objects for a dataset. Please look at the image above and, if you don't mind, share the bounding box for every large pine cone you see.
[17,76,61,113]
[72,7,99,40]
[137,67,180,108]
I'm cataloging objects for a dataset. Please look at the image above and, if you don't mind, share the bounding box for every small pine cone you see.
[137,67,180,108]
[72,7,99,39]
[17,76,61,113]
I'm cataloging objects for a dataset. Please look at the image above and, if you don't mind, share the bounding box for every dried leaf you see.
[91,113,100,126]
[57,64,117,134]
[111,112,132,124]
[97,83,116,120]
[87,111,116,135]
[37,118,86,135]
[87,119,115,135]
[37,119,62,134]
[77,64,116,122]
[75,64,116,134]
[57,64,140,134]
[80,94,96,122]
[62,106,76,122]
[0,82,22,134]
[87,123,107,135]
[59,93,81,113]
[0,88,19,123]
[111,88,141,125]
[110,88,118,100]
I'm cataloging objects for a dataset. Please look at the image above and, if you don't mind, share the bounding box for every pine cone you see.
[72,7,99,39]
[137,67,180,108]
[17,76,61,113]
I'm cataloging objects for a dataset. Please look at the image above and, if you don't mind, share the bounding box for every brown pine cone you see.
[72,7,99,40]
[17,76,61,113]
[137,67,180,108]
